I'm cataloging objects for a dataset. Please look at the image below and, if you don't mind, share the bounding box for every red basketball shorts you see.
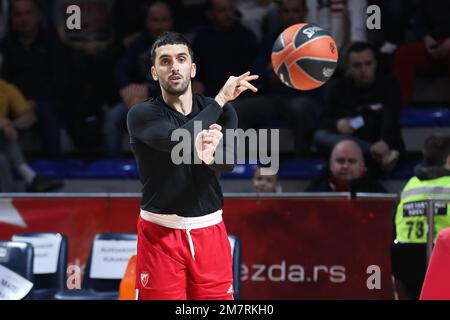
[135,209,234,300]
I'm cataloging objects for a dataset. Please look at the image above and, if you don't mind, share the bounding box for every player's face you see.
[151,44,196,95]
[348,49,377,87]
[330,144,366,185]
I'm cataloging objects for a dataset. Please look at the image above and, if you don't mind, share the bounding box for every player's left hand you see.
[215,71,259,107]
[195,124,223,165]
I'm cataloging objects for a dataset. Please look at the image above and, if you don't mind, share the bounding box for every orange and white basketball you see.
[271,23,338,90]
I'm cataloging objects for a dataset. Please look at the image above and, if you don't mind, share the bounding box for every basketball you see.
[271,23,338,91]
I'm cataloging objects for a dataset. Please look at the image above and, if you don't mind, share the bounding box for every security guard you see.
[392,133,450,299]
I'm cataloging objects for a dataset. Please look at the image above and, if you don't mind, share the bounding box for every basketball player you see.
[127,31,258,300]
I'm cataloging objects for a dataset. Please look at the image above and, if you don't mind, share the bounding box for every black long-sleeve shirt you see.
[127,93,237,217]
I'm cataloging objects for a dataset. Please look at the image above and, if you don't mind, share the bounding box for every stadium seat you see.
[391,161,422,180]
[268,119,289,128]
[267,108,450,129]
[29,159,85,179]
[221,164,258,180]
[400,107,450,127]
[12,233,68,300]
[420,228,450,300]
[54,233,137,300]
[69,159,138,179]
[228,234,242,300]
[0,241,34,299]
[279,159,326,180]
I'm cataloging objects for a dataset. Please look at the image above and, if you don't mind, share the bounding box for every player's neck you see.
[162,85,193,116]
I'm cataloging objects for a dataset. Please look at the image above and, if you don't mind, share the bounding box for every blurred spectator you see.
[314,42,405,173]
[0,78,63,192]
[0,3,6,40]
[236,0,277,44]
[54,0,115,45]
[306,0,367,50]
[53,0,122,153]
[175,0,209,34]
[104,0,174,158]
[191,0,258,96]
[0,0,66,156]
[234,0,324,157]
[371,0,414,52]
[305,139,386,192]
[391,133,450,299]
[113,0,181,42]
[114,0,152,42]
[0,154,15,192]
[252,165,281,193]
[366,0,415,74]
[262,0,307,42]
[393,0,450,107]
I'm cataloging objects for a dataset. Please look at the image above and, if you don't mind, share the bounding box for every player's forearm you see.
[182,103,223,134]
[214,93,227,108]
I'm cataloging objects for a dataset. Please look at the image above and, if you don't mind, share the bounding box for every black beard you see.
[160,77,190,95]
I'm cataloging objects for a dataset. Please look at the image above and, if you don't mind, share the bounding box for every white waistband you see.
[140,209,223,230]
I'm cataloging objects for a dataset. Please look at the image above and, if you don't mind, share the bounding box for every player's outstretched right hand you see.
[215,71,259,107]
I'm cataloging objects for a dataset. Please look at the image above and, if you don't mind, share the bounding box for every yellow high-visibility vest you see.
[395,175,450,243]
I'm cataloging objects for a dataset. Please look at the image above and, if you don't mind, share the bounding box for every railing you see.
[0,192,399,199]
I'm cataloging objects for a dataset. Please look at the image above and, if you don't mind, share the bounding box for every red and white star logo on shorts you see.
[140,272,149,287]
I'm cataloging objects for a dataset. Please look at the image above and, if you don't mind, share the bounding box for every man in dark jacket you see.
[306,139,387,193]
[314,42,405,173]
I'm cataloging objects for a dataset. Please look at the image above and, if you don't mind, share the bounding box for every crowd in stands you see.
[0,0,449,192]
